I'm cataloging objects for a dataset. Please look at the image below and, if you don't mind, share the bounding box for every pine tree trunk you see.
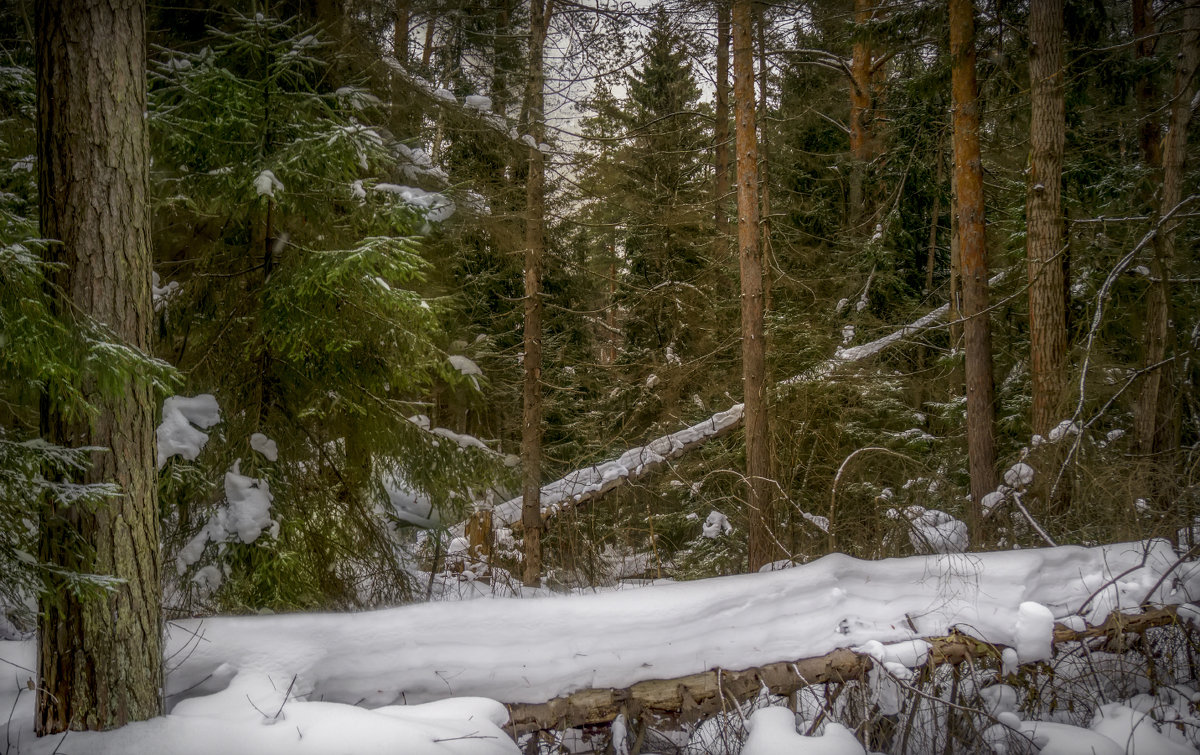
[949,0,997,538]
[521,0,549,587]
[714,2,732,247]
[35,0,163,733]
[734,0,776,571]
[757,7,773,307]
[1133,0,1160,171]
[1026,0,1068,440]
[847,0,875,228]
[1135,4,1200,479]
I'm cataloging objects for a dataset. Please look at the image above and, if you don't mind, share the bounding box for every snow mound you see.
[157,394,221,468]
[253,169,283,197]
[744,708,864,755]
[250,432,278,461]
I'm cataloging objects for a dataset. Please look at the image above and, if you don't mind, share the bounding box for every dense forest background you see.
[2,0,1198,621]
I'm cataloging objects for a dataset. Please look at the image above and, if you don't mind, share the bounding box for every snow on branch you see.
[474,404,746,532]
[464,276,1006,530]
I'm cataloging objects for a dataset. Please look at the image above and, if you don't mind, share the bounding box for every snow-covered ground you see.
[1,540,1197,753]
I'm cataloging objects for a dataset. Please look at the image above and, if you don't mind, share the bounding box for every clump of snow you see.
[981,490,1007,511]
[448,355,483,390]
[253,169,283,197]
[157,394,222,468]
[250,433,278,462]
[1048,419,1081,443]
[433,87,456,103]
[176,461,277,573]
[1003,462,1035,488]
[1013,601,1055,663]
[464,94,493,111]
[841,324,855,344]
[153,271,180,310]
[744,708,864,755]
[372,183,455,222]
[1089,702,1197,755]
[889,506,967,553]
[645,373,659,388]
[701,510,733,539]
[221,461,275,544]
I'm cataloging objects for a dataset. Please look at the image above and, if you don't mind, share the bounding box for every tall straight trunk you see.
[949,0,996,539]
[714,2,732,245]
[1026,0,1068,439]
[1133,0,1160,170]
[734,0,776,571]
[35,0,162,733]
[395,0,410,63]
[421,15,435,68]
[1135,5,1200,465]
[847,0,875,225]
[521,0,550,587]
[757,7,773,296]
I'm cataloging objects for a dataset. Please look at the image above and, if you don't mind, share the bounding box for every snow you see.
[250,432,278,461]
[477,404,745,531]
[382,473,441,528]
[742,708,864,755]
[177,461,277,572]
[222,460,275,543]
[372,183,456,222]
[157,394,221,468]
[253,169,283,197]
[2,541,1198,753]
[1003,462,1035,488]
[702,510,733,538]
[152,271,180,309]
[1013,601,1055,663]
[433,87,456,103]
[889,505,968,553]
[114,542,1200,708]
[464,94,493,111]
[449,354,483,389]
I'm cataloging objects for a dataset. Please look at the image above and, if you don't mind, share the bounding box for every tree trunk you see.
[1133,0,1160,171]
[521,0,550,587]
[1135,4,1200,479]
[949,0,997,538]
[734,0,776,571]
[35,0,163,733]
[757,6,773,308]
[1026,0,1068,441]
[847,0,877,228]
[714,2,732,247]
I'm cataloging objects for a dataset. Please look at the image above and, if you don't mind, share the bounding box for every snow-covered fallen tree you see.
[2,541,1194,753]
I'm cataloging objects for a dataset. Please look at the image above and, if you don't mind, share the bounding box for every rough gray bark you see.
[35,0,163,733]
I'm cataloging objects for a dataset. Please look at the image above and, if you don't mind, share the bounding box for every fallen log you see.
[504,604,1181,735]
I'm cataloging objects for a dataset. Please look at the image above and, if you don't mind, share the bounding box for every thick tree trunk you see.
[521,0,549,587]
[35,0,162,733]
[757,6,773,306]
[847,0,878,227]
[714,2,732,247]
[734,0,777,571]
[1135,4,1200,479]
[1026,0,1068,440]
[949,0,997,537]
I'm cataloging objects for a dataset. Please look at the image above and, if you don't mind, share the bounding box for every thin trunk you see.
[848,0,875,226]
[1133,0,1160,171]
[925,143,944,296]
[734,0,776,571]
[421,15,435,69]
[35,0,162,733]
[521,0,550,587]
[949,0,996,539]
[1026,0,1068,439]
[757,6,773,308]
[949,156,962,348]
[714,2,732,246]
[1135,4,1200,470]
[395,0,410,64]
